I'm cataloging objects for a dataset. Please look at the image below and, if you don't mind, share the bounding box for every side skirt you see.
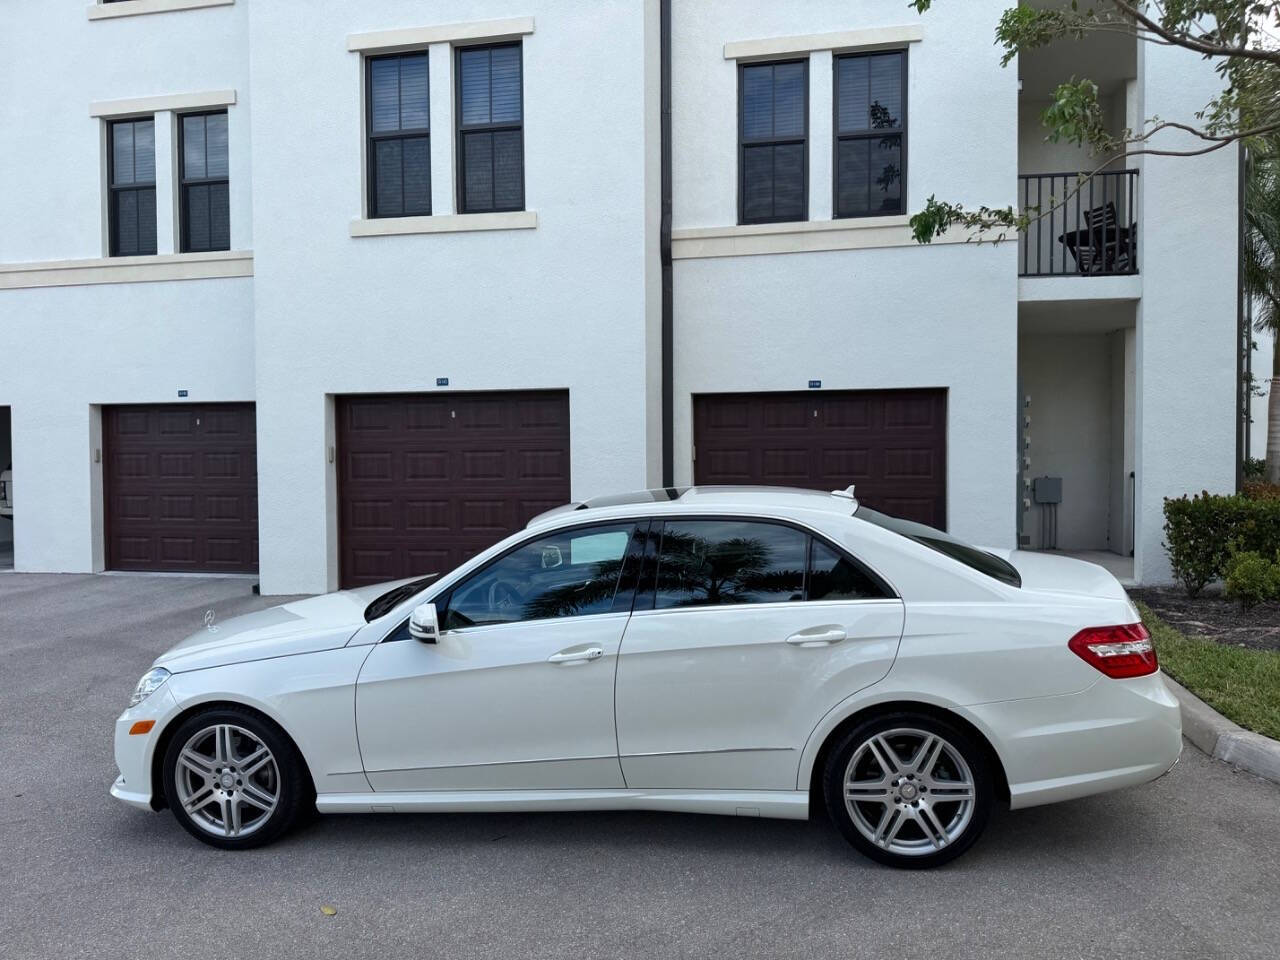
[315,788,809,820]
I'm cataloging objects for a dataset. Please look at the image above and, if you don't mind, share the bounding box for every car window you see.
[856,507,1022,588]
[808,539,890,600]
[652,519,807,609]
[442,522,641,629]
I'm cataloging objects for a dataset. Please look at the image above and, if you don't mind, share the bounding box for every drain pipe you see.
[660,0,674,487]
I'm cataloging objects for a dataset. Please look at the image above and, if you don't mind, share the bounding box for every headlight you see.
[129,667,170,707]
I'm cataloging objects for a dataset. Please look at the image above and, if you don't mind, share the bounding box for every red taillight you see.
[1067,623,1158,679]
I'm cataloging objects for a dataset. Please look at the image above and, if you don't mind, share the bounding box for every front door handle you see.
[548,646,604,664]
[785,627,847,647]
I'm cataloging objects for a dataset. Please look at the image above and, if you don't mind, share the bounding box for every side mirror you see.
[408,602,439,643]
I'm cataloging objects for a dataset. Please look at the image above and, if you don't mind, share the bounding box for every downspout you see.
[660,0,674,487]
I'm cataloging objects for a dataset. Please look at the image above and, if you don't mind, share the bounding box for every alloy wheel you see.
[173,723,281,839]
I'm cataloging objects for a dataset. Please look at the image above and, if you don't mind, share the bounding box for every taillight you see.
[1067,623,1158,679]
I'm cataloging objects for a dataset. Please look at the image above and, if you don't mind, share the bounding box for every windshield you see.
[363,575,439,622]
[856,508,1022,588]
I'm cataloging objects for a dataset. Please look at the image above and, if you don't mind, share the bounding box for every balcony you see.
[1018,169,1139,278]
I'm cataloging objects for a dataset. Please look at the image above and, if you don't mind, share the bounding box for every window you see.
[739,60,807,224]
[834,50,906,218]
[456,42,524,213]
[858,507,1021,587]
[179,111,230,252]
[441,522,643,629]
[652,520,808,609]
[367,52,431,218]
[808,539,887,601]
[108,117,157,256]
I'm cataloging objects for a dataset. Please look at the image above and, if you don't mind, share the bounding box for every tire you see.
[822,711,993,869]
[162,706,311,850]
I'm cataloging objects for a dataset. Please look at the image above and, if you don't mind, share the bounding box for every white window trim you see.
[88,0,234,22]
[347,17,534,54]
[723,24,923,61]
[670,217,972,260]
[350,212,537,238]
[0,251,253,290]
[90,90,236,119]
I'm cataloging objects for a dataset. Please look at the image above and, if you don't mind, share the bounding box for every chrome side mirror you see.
[408,602,439,643]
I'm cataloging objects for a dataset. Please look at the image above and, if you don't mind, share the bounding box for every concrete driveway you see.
[2,573,1278,960]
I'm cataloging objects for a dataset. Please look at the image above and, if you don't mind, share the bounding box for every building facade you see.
[0,0,1239,594]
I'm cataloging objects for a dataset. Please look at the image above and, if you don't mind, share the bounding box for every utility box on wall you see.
[1033,476,1062,505]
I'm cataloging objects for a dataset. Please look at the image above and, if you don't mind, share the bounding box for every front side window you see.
[179,111,230,252]
[367,52,431,218]
[457,42,524,213]
[108,117,157,256]
[835,50,906,217]
[739,59,807,224]
[442,522,642,629]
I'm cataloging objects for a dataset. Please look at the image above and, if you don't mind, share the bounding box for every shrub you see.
[1223,551,1280,609]
[1163,492,1280,595]
[1243,456,1266,481]
[1243,479,1280,501]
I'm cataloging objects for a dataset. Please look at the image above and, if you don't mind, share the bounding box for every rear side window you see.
[857,507,1022,587]
[808,540,886,600]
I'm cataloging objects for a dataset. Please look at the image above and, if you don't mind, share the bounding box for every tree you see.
[907,1,1280,244]
[1243,138,1280,482]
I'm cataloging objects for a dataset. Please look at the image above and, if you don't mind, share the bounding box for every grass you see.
[1136,600,1280,741]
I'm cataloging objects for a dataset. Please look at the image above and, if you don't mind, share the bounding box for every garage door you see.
[693,389,947,527]
[337,391,571,588]
[103,403,259,572]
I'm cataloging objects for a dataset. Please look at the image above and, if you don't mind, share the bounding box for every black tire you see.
[162,705,311,850]
[822,711,993,869]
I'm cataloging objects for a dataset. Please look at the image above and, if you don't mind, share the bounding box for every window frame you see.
[737,57,810,226]
[106,116,158,258]
[177,109,230,253]
[832,48,908,220]
[365,50,432,220]
[454,40,526,215]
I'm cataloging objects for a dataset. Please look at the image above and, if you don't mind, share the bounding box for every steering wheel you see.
[487,579,523,613]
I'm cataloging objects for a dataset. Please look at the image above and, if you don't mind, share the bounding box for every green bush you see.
[1163,492,1280,595]
[1223,551,1280,608]
[1243,456,1266,481]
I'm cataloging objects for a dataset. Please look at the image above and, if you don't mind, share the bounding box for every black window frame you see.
[365,50,432,220]
[455,40,526,214]
[737,57,810,226]
[177,109,230,253]
[833,48,908,220]
[106,116,158,258]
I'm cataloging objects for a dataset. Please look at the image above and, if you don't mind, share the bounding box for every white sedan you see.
[111,486,1180,868]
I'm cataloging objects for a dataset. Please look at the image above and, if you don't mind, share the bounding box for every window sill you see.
[349,211,538,238]
[0,251,252,290]
[671,216,969,259]
[88,0,234,21]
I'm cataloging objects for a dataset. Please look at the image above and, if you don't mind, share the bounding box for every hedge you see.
[1163,492,1280,595]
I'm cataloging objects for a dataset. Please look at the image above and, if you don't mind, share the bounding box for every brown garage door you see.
[104,403,259,572]
[337,391,571,588]
[694,389,947,527]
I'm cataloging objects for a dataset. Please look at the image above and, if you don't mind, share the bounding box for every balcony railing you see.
[1017,169,1138,277]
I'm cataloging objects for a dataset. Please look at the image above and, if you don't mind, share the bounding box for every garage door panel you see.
[104,403,259,573]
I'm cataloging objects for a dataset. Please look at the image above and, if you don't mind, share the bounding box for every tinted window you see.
[443,523,640,629]
[457,43,524,213]
[109,118,157,256]
[835,50,906,218]
[809,540,888,600]
[180,111,230,252]
[653,520,807,609]
[367,52,431,218]
[740,60,807,224]
[857,507,1021,587]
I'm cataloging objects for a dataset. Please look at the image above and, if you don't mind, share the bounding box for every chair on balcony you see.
[1058,201,1137,275]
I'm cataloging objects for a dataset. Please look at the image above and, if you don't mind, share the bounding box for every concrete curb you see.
[1163,674,1280,785]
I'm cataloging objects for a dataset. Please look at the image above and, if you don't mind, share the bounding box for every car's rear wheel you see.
[823,712,992,869]
[162,706,310,849]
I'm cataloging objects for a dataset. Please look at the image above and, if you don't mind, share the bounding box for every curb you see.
[1163,674,1280,785]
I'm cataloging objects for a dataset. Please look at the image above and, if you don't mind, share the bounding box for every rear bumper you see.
[965,670,1182,810]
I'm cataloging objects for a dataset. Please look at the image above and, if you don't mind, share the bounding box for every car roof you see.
[526,485,858,529]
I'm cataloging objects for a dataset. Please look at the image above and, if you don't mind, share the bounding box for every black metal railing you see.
[1017,169,1138,277]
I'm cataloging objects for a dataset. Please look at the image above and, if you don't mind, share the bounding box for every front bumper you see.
[965,670,1183,810]
[110,684,180,811]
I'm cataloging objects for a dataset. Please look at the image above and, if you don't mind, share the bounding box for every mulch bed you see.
[1129,586,1280,652]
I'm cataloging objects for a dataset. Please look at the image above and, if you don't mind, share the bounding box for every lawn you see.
[1136,601,1280,741]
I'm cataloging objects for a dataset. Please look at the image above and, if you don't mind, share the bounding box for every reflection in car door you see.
[354,521,647,792]
[614,518,905,791]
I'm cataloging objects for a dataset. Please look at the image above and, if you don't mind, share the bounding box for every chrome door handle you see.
[547,646,604,664]
[785,628,847,647]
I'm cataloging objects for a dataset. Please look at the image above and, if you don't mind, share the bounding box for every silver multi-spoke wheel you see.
[843,727,976,858]
[173,723,281,839]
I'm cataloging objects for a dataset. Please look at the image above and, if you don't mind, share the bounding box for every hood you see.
[154,578,420,673]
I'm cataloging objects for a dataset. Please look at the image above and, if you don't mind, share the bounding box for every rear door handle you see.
[785,627,847,647]
[548,646,604,664]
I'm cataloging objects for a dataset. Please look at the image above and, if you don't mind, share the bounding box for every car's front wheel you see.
[823,712,993,869]
[162,706,311,849]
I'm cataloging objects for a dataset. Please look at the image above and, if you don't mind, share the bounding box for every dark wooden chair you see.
[1058,201,1137,274]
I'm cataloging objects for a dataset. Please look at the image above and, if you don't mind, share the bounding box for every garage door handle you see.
[548,646,604,664]
[785,628,847,647]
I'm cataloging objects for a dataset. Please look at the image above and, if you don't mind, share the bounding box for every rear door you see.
[614,517,904,790]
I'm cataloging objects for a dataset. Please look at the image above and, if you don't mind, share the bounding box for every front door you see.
[355,521,646,791]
